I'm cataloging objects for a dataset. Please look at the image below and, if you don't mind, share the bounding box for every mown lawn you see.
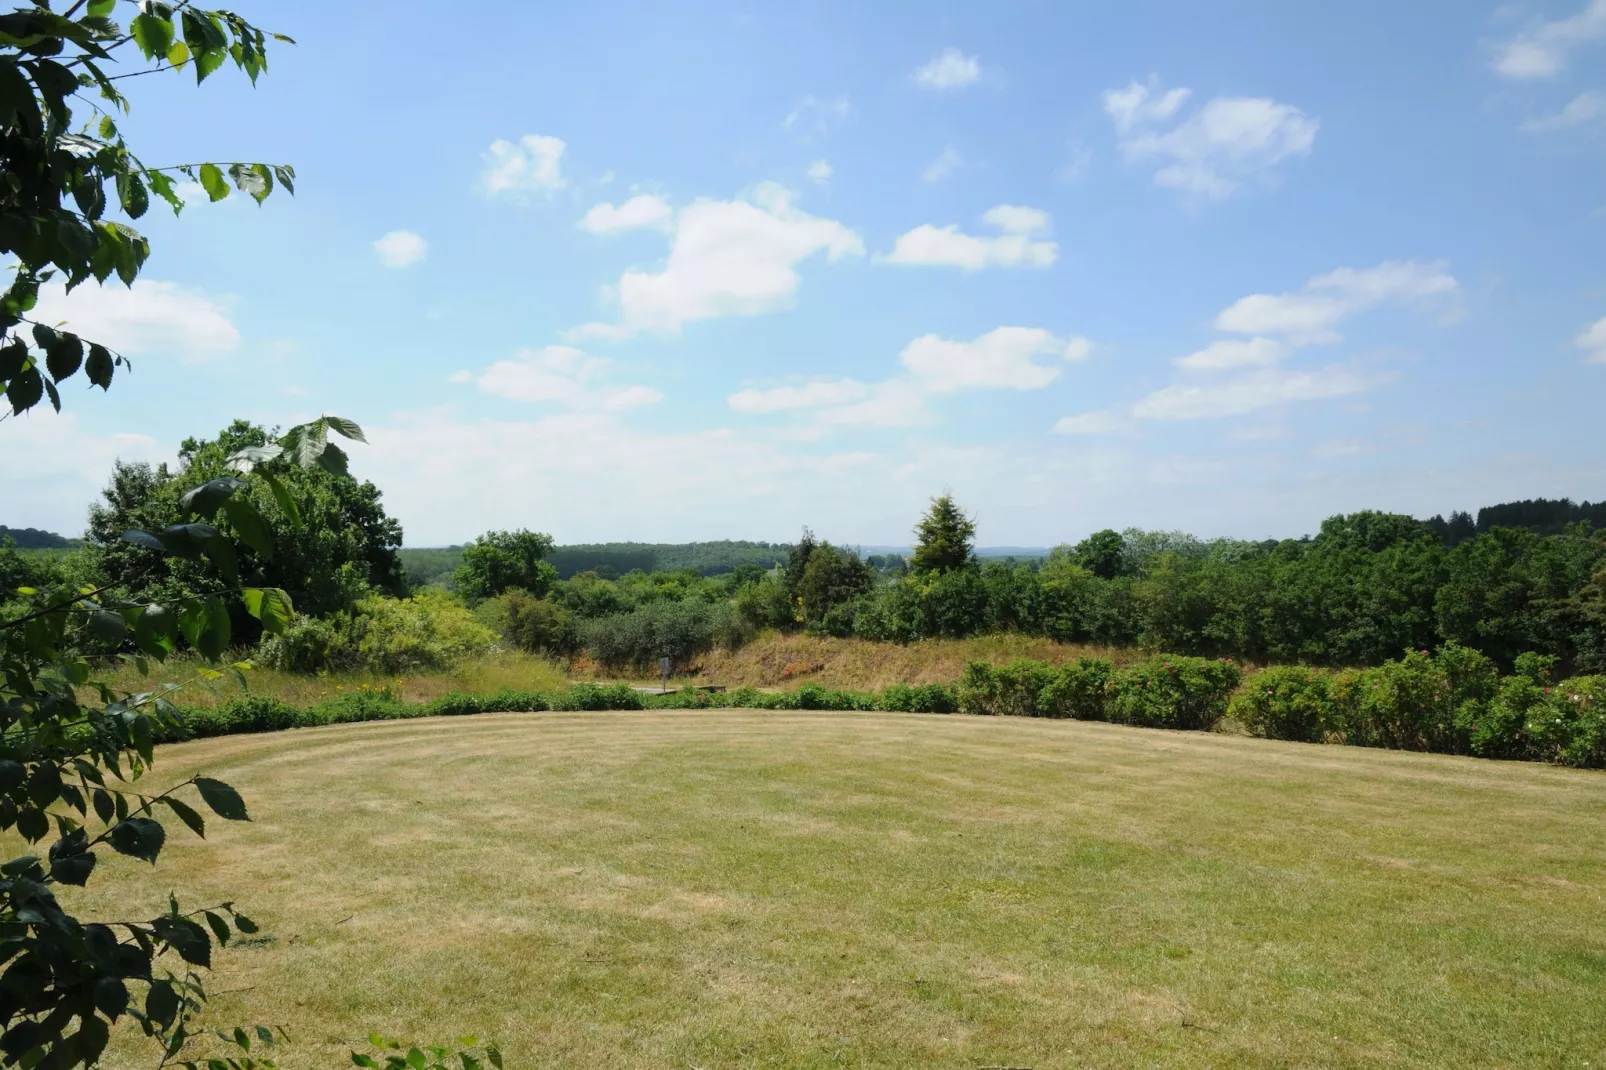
[70,711,1606,1069]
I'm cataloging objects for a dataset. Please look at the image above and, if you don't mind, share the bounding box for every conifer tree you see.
[911,494,976,574]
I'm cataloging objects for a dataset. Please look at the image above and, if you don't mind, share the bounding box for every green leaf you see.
[88,608,127,644]
[130,13,174,62]
[44,331,83,381]
[204,528,239,582]
[258,470,301,529]
[6,366,42,414]
[195,595,230,661]
[353,1056,379,1069]
[153,916,211,967]
[87,0,117,18]
[148,169,184,216]
[48,847,96,886]
[316,441,349,476]
[85,343,114,389]
[406,1048,426,1070]
[122,172,149,219]
[161,794,206,837]
[146,980,179,1027]
[179,476,246,519]
[221,495,274,560]
[196,776,250,821]
[93,788,115,824]
[198,162,229,201]
[323,415,368,442]
[133,603,177,658]
[204,910,231,947]
[166,40,190,69]
[241,587,294,635]
[16,806,48,842]
[93,976,128,1021]
[228,162,271,203]
[121,528,164,551]
[107,816,165,862]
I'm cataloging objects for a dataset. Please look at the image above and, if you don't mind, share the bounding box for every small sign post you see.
[659,656,671,688]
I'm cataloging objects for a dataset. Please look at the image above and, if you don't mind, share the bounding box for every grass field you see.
[58,710,1606,1069]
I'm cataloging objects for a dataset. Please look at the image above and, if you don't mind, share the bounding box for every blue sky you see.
[7,0,1605,547]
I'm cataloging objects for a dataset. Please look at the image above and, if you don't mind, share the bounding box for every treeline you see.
[0,525,79,549]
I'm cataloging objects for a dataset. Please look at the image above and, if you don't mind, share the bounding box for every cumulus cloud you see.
[1106,78,1318,197]
[1493,0,1606,79]
[1173,337,1285,369]
[1102,77,1191,134]
[0,411,166,535]
[579,194,674,234]
[568,182,863,338]
[728,379,869,413]
[1053,410,1128,436]
[459,345,663,410]
[480,134,566,196]
[914,48,981,90]
[882,205,1058,270]
[1214,260,1460,345]
[806,159,833,184]
[1131,365,1374,420]
[900,327,1091,392]
[32,280,239,363]
[1577,316,1606,364]
[921,145,963,183]
[1522,89,1606,131]
[373,230,427,268]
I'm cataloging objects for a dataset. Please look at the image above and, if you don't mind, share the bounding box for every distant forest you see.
[0,525,80,549]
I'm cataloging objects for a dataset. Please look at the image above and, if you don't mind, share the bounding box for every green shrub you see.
[879,682,959,714]
[481,589,578,654]
[579,598,739,671]
[180,695,301,739]
[351,589,499,674]
[309,688,409,724]
[1109,656,1241,730]
[1229,666,1334,742]
[1330,649,1473,752]
[554,683,643,711]
[255,614,356,673]
[1038,658,1114,720]
[1525,676,1606,767]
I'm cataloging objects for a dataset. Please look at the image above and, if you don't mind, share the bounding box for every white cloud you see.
[32,280,239,363]
[568,182,863,338]
[1053,410,1128,436]
[480,134,566,196]
[1108,79,1319,197]
[1214,260,1460,345]
[784,95,853,134]
[883,205,1058,270]
[806,159,833,184]
[0,411,166,535]
[1576,316,1606,364]
[921,145,963,182]
[1493,0,1606,79]
[815,379,934,427]
[1174,337,1285,369]
[1522,89,1606,131]
[729,379,869,413]
[900,327,1090,392]
[372,230,427,268]
[1131,365,1374,420]
[461,345,662,410]
[579,194,673,234]
[982,204,1051,235]
[1102,77,1191,134]
[914,48,981,90]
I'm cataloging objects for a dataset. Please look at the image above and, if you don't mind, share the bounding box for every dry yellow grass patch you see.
[666,631,1129,690]
[41,710,1606,1069]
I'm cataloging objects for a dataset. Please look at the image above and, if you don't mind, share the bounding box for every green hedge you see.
[153,649,1606,770]
[1229,645,1606,767]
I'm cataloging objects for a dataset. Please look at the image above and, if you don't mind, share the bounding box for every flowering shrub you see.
[1228,665,1334,742]
[1037,657,1114,721]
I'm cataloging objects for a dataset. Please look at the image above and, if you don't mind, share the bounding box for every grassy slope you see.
[668,631,1134,690]
[64,711,1606,1070]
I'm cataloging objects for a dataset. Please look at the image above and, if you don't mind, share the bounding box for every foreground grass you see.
[55,711,1606,1069]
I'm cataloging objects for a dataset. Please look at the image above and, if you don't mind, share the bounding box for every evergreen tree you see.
[912,495,976,574]
[785,526,819,597]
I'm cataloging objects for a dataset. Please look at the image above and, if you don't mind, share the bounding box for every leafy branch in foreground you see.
[0,0,295,418]
[0,417,363,1070]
